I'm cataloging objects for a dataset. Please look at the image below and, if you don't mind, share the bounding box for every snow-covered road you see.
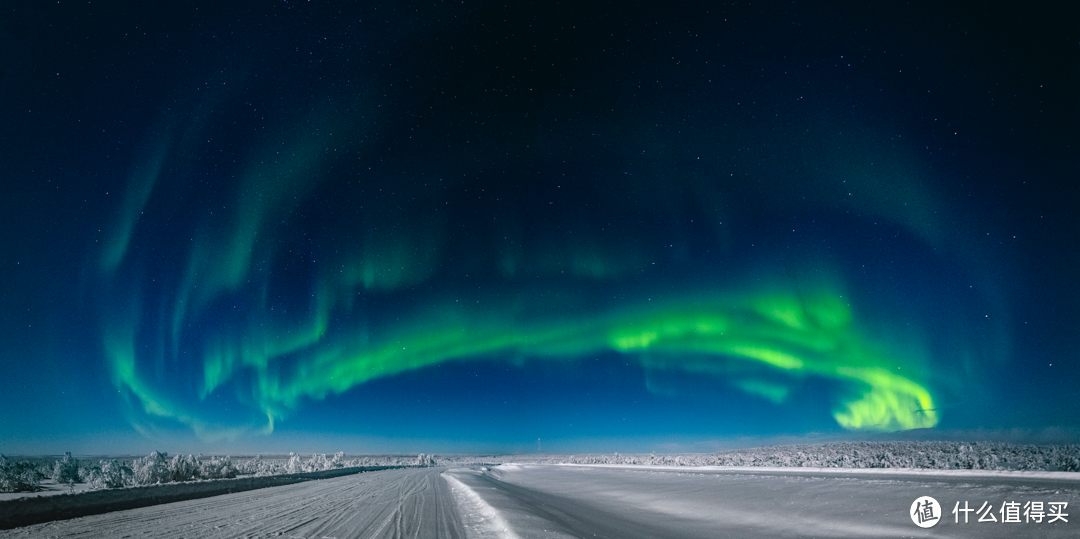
[0,468,464,538]
[2,465,1076,538]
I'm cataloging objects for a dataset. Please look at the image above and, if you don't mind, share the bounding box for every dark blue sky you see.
[1,1,1076,455]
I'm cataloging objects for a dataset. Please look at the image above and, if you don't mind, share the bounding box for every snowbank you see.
[443,469,520,539]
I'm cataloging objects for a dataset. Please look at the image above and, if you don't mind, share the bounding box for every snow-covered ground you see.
[0,481,95,502]
[0,467,462,538]
[4,465,1072,538]
[2,442,1078,537]
[444,464,1079,538]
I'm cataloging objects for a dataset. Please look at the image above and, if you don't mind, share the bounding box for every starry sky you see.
[1,1,1076,455]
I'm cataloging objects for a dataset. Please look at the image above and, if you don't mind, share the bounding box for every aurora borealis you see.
[1,1,1077,454]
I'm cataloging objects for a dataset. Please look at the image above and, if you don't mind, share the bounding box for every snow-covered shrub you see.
[131,451,171,485]
[169,454,201,482]
[285,452,304,474]
[237,455,283,476]
[307,453,330,472]
[646,442,1080,471]
[1052,450,1080,472]
[127,453,240,483]
[236,454,260,475]
[198,455,238,479]
[78,464,94,483]
[0,454,41,492]
[51,452,81,484]
[427,441,1080,471]
[32,459,53,479]
[278,452,344,473]
[85,460,130,490]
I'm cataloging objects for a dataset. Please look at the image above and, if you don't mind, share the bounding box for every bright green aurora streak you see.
[103,281,938,439]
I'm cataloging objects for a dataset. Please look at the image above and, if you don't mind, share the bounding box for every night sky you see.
[1,1,1076,455]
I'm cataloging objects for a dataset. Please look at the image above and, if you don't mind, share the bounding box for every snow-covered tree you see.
[51,452,80,484]
[330,451,345,469]
[199,455,238,479]
[285,452,303,474]
[86,460,129,490]
[0,454,41,492]
[169,454,200,482]
[132,451,171,485]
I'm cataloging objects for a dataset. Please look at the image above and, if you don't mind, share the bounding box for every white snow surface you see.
[442,469,520,539]
[2,464,1076,538]
[554,462,1080,482]
[445,463,1079,538]
[0,467,463,538]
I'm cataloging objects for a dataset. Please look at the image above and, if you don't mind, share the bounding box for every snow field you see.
[1,464,1076,538]
[462,463,1080,538]
[3,442,1078,537]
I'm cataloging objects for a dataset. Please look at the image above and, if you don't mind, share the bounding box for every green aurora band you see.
[95,101,950,443]
[102,279,939,439]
